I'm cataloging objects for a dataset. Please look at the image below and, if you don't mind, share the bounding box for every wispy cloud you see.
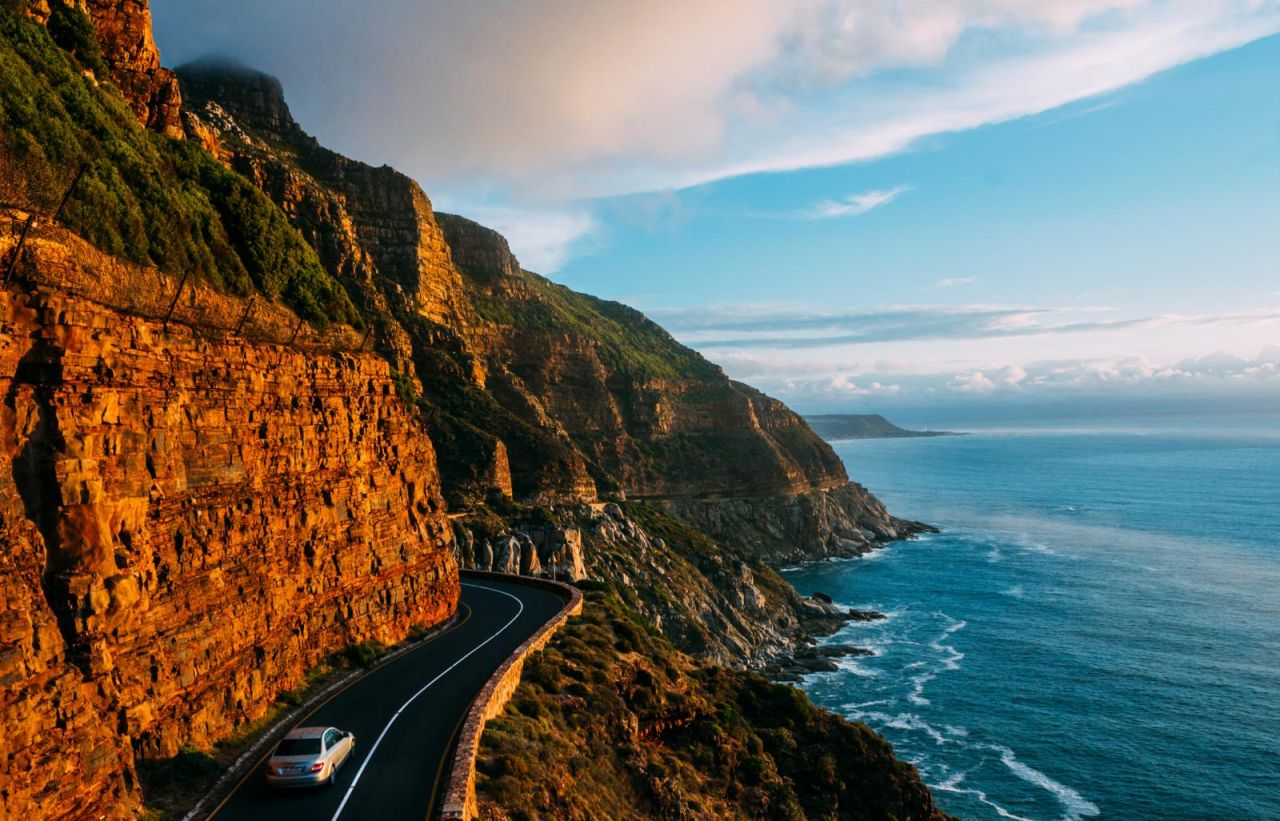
[155,1,1280,199]
[651,303,1280,349]
[934,276,977,289]
[800,185,912,219]
[440,204,599,273]
[725,349,1280,407]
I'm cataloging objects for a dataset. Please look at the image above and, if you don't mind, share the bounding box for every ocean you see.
[784,413,1280,820]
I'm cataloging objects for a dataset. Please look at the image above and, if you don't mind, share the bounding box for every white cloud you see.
[652,303,1280,349]
[747,348,1280,407]
[446,205,598,273]
[801,185,912,219]
[934,276,978,288]
[155,0,1280,201]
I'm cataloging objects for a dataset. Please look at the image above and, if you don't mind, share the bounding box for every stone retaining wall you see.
[439,571,584,820]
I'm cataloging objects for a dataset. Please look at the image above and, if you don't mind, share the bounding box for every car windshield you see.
[273,738,322,757]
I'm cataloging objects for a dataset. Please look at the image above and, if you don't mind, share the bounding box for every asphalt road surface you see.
[209,578,567,821]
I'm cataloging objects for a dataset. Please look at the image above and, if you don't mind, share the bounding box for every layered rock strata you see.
[174,67,882,532]
[0,228,458,816]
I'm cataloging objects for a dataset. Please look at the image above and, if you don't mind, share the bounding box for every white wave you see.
[934,781,1037,821]
[987,548,1004,563]
[833,656,879,677]
[943,724,969,738]
[858,543,897,561]
[856,711,956,747]
[841,698,890,711]
[930,618,967,671]
[1003,584,1026,598]
[907,671,934,705]
[995,745,1100,820]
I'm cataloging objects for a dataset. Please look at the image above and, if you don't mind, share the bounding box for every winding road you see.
[208,578,567,821]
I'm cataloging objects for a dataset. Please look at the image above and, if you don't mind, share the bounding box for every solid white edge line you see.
[328,582,526,821]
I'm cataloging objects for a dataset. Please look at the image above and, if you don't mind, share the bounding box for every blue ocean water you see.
[785,413,1280,821]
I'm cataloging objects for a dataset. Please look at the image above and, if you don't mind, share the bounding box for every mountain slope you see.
[176,65,923,564]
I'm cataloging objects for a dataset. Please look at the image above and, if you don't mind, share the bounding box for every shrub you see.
[0,14,361,327]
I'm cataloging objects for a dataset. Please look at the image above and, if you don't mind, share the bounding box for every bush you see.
[0,14,361,327]
[341,640,385,668]
[45,1,105,76]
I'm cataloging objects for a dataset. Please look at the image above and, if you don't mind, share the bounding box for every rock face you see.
[0,230,458,817]
[667,481,933,565]
[173,68,867,521]
[82,0,184,137]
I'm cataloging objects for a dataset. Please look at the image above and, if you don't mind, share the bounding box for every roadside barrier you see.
[439,571,584,821]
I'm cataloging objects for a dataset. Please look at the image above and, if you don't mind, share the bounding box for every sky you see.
[152,1,1280,418]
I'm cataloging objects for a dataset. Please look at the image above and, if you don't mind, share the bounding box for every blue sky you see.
[153,1,1280,416]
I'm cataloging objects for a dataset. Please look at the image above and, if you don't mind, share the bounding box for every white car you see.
[265,726,356,788]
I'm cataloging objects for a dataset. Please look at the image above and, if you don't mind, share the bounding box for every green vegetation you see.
[338,639,386,668]
[45,1,105,76]
[476,588,947,820]
[0,12,360,326]
[466,266,720,383]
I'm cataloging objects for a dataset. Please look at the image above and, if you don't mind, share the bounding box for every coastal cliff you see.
[0,226,458,816]
[175,65,918,555]
[1,4,942,818]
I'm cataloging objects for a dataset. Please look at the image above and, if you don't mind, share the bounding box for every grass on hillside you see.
[0,5,360,327]
[476,587,945,820]
[466,265,721,383]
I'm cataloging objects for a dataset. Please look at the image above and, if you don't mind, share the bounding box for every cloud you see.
[447,205,598,273]
[651,303,1280,349]
[153,1,1280,201]
[738,348,1280,407]
[934,276,978,289]
[801,185,911,219]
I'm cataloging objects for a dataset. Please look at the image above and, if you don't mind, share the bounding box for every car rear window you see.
[274,738,322,756]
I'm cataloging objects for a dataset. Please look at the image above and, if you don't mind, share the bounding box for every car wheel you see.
[326,767,336,788]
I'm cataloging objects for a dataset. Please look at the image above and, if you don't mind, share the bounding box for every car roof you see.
[283,726,331,739]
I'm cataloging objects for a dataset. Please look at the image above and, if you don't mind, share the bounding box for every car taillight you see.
[310,762,324,773]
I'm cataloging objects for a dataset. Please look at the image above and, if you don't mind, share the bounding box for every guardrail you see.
[439,571,584,821]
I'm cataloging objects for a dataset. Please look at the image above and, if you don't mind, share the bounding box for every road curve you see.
[208,578,567,821]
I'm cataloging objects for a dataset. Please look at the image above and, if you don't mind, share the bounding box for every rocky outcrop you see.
[169,65,860,514]
[0,227,458,817]
[457,521,586,583]
[0,459,138,819]
[666,481,934,565]
[454,502,843,669]
[177,61,474,344]
[82,0,183,137]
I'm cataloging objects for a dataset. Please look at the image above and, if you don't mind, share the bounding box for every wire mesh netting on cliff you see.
[0,145,366,354]
[0,143,84,219]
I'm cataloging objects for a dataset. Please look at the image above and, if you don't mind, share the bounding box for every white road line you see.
[328,583,525,821]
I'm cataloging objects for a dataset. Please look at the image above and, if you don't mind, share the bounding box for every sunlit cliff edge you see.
[0,3,942,817]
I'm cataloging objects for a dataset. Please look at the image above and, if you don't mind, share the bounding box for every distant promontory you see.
[805,414,959,440]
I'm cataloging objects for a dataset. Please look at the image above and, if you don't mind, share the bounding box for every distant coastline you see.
[805,414,961,440]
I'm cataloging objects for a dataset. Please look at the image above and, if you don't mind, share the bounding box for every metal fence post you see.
[234,296,255,334]
[51,163,88,222]
[2,213,36,286]
[162,270,191,332]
